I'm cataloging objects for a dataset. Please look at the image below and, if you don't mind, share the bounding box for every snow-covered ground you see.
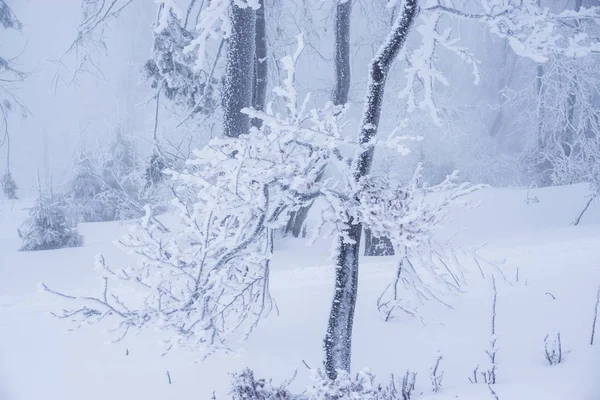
[2,183,600,399]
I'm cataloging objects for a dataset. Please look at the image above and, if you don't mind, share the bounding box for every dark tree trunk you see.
[324,0,418,380]
[222,1,256,138]
[331,0,351,106]
[286,0,352,238]
[251,0,267,128]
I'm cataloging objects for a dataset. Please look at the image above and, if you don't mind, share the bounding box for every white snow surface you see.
[2,183,600,399]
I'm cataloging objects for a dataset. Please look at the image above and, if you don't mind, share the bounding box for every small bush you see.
[18,190,83,251]
[230,368,301,400]
[1,171,18,200]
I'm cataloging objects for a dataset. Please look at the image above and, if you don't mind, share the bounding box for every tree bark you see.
[222,1,256,138]
[324,0,418,380]
[286,0,352,238]
[251,0,267,128]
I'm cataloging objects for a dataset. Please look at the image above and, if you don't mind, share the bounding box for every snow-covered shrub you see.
[429,354,443,393]
[1,171,18,200]
[143,152,167,192]
[307,369,419,400]
[229,368,302,400]
[544,333,564,366]
[18,188,83,251]
[142,6,218,117]
[67,158,113,223]
[226,368,422,400]
[308,369,384,399]
[66,131,149,222]
[373,168,484,322]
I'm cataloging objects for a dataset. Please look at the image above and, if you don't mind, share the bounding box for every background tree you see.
[223,2,257,138]
[285,0,352,238]
[0,0,26,200]
[251,0,267,128]
[19,176,83,251]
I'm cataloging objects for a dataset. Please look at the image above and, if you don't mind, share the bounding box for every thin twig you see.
[591,286,600,345]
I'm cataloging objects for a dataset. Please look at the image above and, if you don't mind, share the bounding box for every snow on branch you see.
[400,0,600,125]
[43,28,482,358]
[41,38,358,356]
[184,0,261,70]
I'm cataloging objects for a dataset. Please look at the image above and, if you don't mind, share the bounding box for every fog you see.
[4,0,154,194]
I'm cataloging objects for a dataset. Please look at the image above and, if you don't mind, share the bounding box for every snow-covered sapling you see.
[308,368,401,399]
[402,370,417,400]
[468,366,480,384]
[429,353,444,393]
[374,171,483,323]
[229,368,301,400]
[471,276,498,385]
[483,276,499,384]
[18,182,83,251]
[590,286,600,345]
[1,171,18,200]
[544,333,564,365]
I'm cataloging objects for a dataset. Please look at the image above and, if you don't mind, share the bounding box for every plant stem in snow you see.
[591,286,600,345]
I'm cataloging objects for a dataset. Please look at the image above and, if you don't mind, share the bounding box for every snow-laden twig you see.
[591,287,600,345]
[544,332,564,365]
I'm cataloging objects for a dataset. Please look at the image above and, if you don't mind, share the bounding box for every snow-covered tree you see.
[1,0,26,200]
[1,170,17,200]
[19,180,84,252]
[222,1,257,138]
[44,0,600,386]
[66,131,148,222]
[43,31,474,376]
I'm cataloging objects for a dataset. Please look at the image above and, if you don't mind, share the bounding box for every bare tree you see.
[0,0,27,199]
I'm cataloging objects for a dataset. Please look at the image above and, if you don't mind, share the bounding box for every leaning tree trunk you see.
[285,0,352,238]
[222,1,256,138]
[251,0,267,128]
[324,0,418,380]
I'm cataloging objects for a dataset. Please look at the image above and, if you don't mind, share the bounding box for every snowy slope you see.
[1,184,600,399]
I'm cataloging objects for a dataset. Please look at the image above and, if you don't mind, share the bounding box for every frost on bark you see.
[286,0,351,238]
[223,2,256,138]
[251,0,267,128]
[324,0,418,380]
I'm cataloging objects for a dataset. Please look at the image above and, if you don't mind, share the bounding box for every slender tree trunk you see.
[489,38,515,138]
[222,1,256,138]
[563,0,582,156]
[286,0,352,238]
[332,0,351,106]
[251,0,267,128]
[324,0,418,379]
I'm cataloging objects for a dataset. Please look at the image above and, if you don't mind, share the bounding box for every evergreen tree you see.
[19,182,83,251]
